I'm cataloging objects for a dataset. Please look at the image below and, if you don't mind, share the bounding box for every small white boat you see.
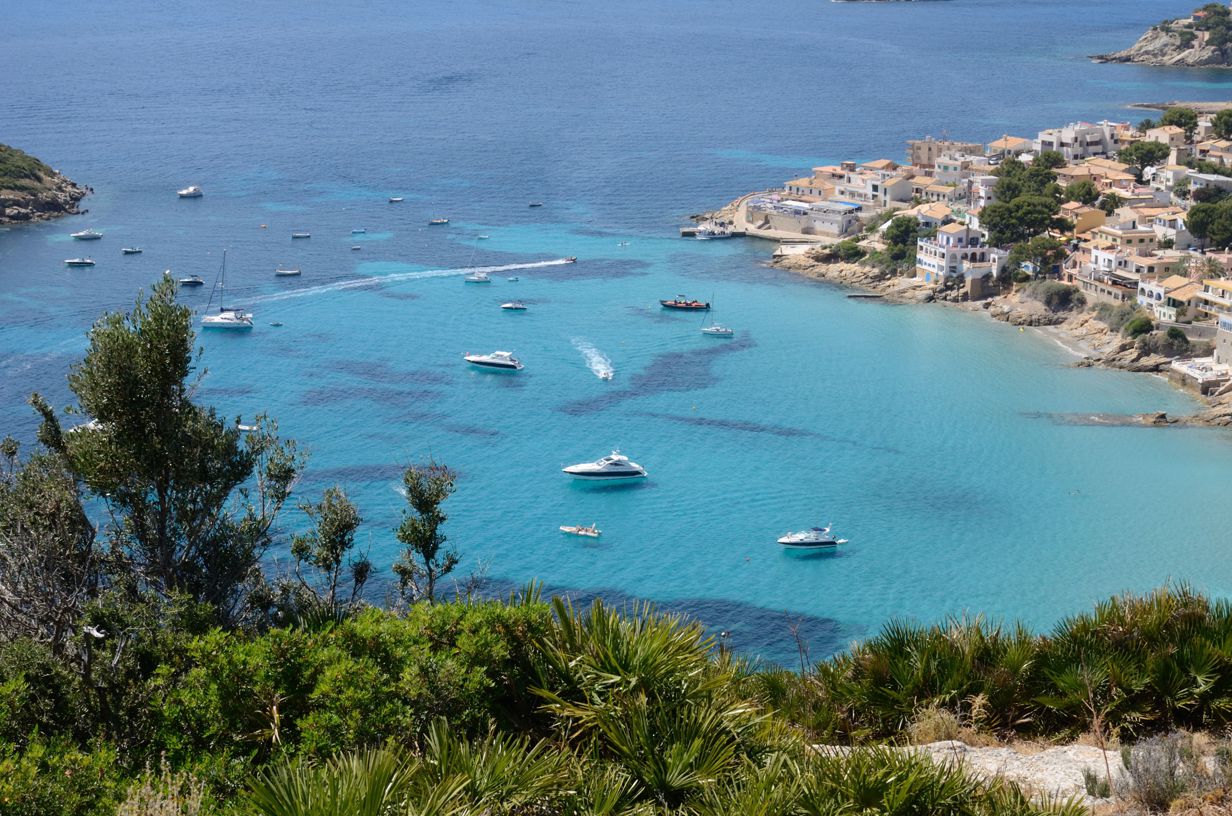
[65,258,95,267]
[122,247,143,255]
[236,422,258,433]
[178,275,204,287]
[71,228,103,240]
[599,370,613,381]
[507,276,519,282]
[388,197,404,203]
[477,235,490,240]
[290,232,311,239]
[463,271,491,283]
[529,201,544,208]
[696,226,733,240]
[275,267,301,277]
[351,228,367,234]
[178,185,204,198]
[429,218,449,226]
[777,525,847,549]
[560,523,601,538]
[269,321,284,327]
[501,301,527,311]
[464,350,523,371]
[201,250,254,331]
[351,245,362,251]
[563,451,646,481]
[701,325,734,337]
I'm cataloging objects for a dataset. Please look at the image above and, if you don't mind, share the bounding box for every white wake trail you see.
[572,337,614,380]
[243,259,572,305]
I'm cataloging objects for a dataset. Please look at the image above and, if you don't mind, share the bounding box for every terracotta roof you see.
[939,222,969,234]
[861,159,897,170]
[1159,274,1193,290]
[1170,283,1201,300]
[988,136,1030,149]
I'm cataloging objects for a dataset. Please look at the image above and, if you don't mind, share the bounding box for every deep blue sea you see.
[5,0,1232,665]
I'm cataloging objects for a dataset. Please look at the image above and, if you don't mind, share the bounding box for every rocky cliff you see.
[1093,24,1232,67]
[0,144,89,224]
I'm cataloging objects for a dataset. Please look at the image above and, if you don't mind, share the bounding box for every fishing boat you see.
[463,271,491,283]
[290,232,311,239]
[428,218,449,225]
[71,228,103,240]
[560,524,601,538]
[121,247,143,255]
[464,350,523,371]
[660,295,710,311]
[178,274,204,287]
[64,258,95,267]
[388,196,404,203]
[501,301,527,311]
[777,525,848,549]
[274,267,301,277]
[177,185,204,198]
[201,250,254,331]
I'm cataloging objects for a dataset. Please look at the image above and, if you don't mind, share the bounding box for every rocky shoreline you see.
[0,144,90,225]
[1092,24,1232,68]
[772,252,1232,427]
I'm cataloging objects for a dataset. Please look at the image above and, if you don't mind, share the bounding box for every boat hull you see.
[660,301,710,310]
[201,322,253,331]
[467,360,521,371]
[562,470,646,481]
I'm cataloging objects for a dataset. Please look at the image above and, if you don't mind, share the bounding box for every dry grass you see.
[905,705,999,747]
[116,760,207,816]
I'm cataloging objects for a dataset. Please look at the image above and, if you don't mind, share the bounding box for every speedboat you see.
[464,350,523,371]
[388,196,404,203]
[507,276,519,282]
[660,295,710,311]
[696,226,733,240]
[122,247,143,255]
[701,325,734,337]
[529,201,544,208]
[599,370,613,381]
[478,235,490,240]
[464,271,491,283]
[269,321,284,327]
[564,256,577,263]
[275,267,301,277]
[65,258,95,267]
[177,186,203,198]
[501,301,527,310]
[562,451,647,481]
[560,524,600,538]
[777,525,848,549]
[178,275,204,287]
[351,245,362,251]
[351,228,367,234]
[429,218,449,225]
[71,228,103,240]
[291,232,311,239]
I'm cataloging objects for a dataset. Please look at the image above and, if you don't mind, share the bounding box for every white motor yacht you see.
[290,232,311,239]
[429,218,449,225]
[501,301,527,310]
[178,185,204,198]
[275,267,302,277]
[701,325,734,337]
[71,228,103,240]
[464,350,523,371]
[463,271,491,283]
[777,525,847,549]
[122,247,143,255]
[560,523,601,538]
[178,275,204,287]
[388,196,404,203]
[562,451,647,481]
[65,258,96,267]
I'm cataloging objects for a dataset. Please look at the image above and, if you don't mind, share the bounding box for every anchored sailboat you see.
[201,250,254,331]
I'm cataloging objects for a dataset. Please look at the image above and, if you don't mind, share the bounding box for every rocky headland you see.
[0,143,89,224]
[772,250,1232,427]
[1093,9,1232,67]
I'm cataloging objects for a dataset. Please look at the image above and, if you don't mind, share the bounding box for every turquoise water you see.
[4,0,1232,663]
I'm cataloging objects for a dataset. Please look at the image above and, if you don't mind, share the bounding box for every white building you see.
[1033,121,1123,161]
[915,223,1007,283]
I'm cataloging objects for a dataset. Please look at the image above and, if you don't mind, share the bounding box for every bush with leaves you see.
[1023,281,1085,312]
[1123,315,1154,338]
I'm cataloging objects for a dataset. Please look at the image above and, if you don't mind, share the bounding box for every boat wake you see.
[572,337,614,380]
[244,259,574,305]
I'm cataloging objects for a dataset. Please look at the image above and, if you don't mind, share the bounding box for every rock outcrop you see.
[0,144,89,225]
[1094,23,1232,67]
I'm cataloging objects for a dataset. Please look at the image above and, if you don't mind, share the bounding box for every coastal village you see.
[705,99,1232,423]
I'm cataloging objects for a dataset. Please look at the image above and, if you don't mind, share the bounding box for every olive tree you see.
[393,461,459,604]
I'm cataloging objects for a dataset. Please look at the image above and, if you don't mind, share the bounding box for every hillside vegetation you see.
[0,143,88,222]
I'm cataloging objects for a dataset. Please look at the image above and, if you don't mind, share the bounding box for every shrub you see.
[1023,281,1085,312]
[1138,327,1192,357]
[1093,302,1138,332]
[0,737,123,816]
[1116,733,1213,812]
[1124,315,1154,337]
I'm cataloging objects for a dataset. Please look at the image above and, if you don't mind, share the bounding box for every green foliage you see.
[1098,192,1125,215]
[1161,106,1200,140]
[831,239,866,262]
[1124,315,1155,337]
[1214,109,1232,140]
[992,156,1059,205]
[882,215,921,262]
[1139,328,1193,357]
[982,195,1063,246]
[394,462,459,604]
[1062,179,1099,205]
[280,486,369,625]
[0,737,122,816]
[1022,280,1085,312]
[1093,302,1139,332]
[0,143,56,194]
[1137,118,1158,132]
[1006,235,1066,281]
[1119,140,1171,174]
[1186,198,1232,246]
